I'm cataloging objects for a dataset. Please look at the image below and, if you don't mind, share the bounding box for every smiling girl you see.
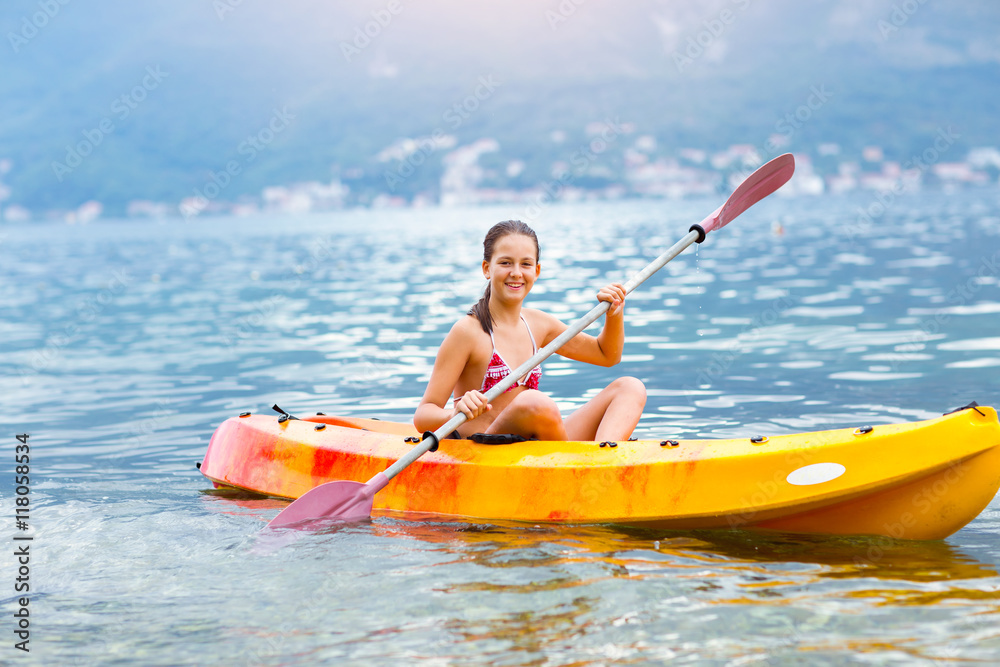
[414,220,646,441]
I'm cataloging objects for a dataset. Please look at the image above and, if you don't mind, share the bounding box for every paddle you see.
[267,153,796,529]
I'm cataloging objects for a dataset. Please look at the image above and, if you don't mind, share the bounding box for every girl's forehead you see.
[491,234,537,257]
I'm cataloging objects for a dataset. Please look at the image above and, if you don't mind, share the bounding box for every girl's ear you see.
[535,262,541,277]
[482,259,490,278]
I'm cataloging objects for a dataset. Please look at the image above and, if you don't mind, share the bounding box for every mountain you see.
[1,0,998,217]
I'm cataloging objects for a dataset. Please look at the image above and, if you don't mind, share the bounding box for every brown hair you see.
[468,220,540,333]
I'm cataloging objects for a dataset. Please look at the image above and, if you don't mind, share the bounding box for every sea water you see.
[1,191,999,664]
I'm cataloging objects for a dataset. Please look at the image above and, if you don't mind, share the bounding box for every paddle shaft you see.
[375,227,702,483]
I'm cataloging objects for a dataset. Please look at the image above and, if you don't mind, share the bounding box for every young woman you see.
[413,220,646,441]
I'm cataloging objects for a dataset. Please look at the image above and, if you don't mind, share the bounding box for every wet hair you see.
[468,220,540,333]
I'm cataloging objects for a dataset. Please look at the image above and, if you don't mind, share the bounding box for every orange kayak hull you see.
[200,407,1000,540]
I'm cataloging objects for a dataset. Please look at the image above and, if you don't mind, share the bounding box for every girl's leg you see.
[564,376,646,441]
[485,389,567,440]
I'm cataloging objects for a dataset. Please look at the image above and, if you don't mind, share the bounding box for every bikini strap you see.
[520,315,538,353]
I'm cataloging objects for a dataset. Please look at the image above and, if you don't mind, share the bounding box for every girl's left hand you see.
[597,282,627,316]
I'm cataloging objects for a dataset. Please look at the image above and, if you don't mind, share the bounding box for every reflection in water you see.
[334,515,1000,662]
[443,596,600,661]
[200,487,290,520]
[370,516,996,587]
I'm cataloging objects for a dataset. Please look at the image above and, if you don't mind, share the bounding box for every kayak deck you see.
[200,406,1000,540]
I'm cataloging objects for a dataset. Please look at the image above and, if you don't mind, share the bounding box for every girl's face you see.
[483,233,540,303]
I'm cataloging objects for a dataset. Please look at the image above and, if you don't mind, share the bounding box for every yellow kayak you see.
[200,404,1000,540]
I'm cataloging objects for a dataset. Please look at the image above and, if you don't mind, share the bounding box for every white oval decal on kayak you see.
[786,463,846,486]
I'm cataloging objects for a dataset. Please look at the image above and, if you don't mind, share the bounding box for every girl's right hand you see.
[453,390,492,421]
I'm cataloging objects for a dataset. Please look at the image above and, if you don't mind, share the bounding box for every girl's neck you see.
[488,295,523,329]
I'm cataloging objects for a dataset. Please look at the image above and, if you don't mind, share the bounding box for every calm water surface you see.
[2,192,999,665]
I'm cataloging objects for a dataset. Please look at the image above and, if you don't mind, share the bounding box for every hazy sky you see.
[2,0,997,210]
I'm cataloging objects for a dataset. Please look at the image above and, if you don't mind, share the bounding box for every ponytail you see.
[469,283,494,334]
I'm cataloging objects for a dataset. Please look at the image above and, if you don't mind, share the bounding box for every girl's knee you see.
[514,389,561,421]
[613,376,646,404]
[508,390,564,439]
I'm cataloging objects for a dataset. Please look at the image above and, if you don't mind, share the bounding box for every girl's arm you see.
[413,319,490,432]
[537,283,627,367]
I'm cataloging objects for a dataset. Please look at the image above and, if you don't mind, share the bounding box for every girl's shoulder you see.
[448,314,488,343]
[521,307,561,334]
[435,316,487,363]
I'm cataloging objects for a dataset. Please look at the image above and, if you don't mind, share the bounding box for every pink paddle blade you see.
[698,153,795,236]
[267,473,389,529]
